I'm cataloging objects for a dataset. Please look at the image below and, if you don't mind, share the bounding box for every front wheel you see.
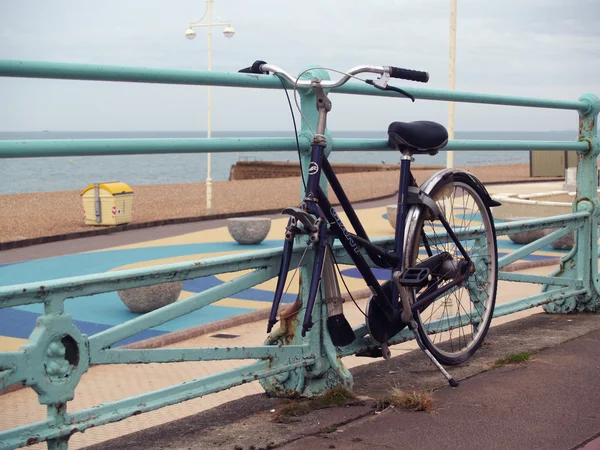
[404,171,497,365]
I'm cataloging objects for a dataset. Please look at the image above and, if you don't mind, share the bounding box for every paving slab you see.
[283,328,600,450]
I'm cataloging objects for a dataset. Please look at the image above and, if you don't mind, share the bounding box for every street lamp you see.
[446,0,457,168]
[185,0,235,215]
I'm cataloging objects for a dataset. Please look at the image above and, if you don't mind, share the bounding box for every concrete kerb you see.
[0,194,397,251]
[81,312,600,450]
[0,206,291,251]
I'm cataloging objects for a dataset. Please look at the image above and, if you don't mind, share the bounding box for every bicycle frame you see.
[269,78,473,339]
[269,146,473,335]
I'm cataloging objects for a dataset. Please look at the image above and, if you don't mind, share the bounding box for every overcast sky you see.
[0,0,598,133]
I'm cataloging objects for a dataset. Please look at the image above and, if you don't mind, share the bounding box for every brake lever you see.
[366,79,415,102]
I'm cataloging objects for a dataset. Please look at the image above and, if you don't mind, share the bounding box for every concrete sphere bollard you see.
[227,217,271,245]
[118,280,183,313]
[549,230,575,250]
[503,217,549,245]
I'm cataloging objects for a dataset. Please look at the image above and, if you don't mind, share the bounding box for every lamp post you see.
[185,0,235,215]
[447,0,457,168]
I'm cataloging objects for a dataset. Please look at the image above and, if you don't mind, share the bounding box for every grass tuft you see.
[493,351,531,368]
[311,386,357,408]
[271,387,357,423]
[376,388,435,413]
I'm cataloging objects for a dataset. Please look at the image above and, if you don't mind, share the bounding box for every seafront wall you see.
[229,161,444,180]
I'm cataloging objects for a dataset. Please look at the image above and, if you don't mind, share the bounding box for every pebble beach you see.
[0,163,561,245]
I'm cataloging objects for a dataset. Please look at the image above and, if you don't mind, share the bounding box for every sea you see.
[0,130,577,195]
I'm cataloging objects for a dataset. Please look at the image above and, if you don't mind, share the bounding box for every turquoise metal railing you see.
[0,59,598,450]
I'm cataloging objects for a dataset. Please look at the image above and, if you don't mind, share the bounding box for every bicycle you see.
[239,61,500,386]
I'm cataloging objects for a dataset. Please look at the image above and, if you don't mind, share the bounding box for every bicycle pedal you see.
[356,344,391,359]
[355,347,384,358]
[398,268,431,288]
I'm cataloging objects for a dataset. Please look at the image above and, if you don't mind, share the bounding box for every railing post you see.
[543,93,600,313]
[260,67,352,397]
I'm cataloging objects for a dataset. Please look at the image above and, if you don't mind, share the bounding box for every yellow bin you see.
[81,182,134,226]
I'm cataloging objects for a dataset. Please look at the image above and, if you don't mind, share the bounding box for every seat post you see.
[388,152,413,315]
[394,153,413,268]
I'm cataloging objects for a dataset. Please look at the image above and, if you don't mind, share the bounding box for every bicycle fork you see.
[267,217,297,333]
[268,209,354,346]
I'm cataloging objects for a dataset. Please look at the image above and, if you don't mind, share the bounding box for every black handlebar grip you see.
[238,60,268,74]
[390,66,429,83]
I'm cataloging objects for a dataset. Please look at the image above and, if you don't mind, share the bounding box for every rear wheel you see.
[405,172,497,365]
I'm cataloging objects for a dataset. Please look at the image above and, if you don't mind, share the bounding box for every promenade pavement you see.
[0,181,596,449]
[281,325,600,450]
[86,314,600,450]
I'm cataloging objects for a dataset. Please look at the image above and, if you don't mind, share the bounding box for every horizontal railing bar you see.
[0,137,588,159]
[88,266,277,350]
[340,286,587,357]
[336,81,589,111]
[338,325,414,358]
[498,272,583,287]
[329,212,586,266]
[0,59,286,89]
[93,345,309,364]
[494,288,588,317]
[0,59,589,112]
[400,285,581,335]
[332,139,589,153]
[0,358,313,450]
[370,212,588,250]
[0,137,310,159]
[0,244,300,307]
[411,309,484,336]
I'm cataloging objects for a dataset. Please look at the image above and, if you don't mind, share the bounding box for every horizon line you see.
[0,129,579,134]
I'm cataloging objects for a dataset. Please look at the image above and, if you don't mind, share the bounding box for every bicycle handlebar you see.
[238,60,429,88]
[390,66,429,83]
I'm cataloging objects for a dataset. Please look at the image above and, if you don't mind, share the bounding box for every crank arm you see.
[392,271,414,325]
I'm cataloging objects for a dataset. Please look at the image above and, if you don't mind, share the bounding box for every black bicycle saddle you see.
[388,121,449,155]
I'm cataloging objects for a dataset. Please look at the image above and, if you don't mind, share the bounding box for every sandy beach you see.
[0,163,561,245]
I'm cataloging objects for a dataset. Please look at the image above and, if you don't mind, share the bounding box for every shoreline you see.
[0,163,562,248]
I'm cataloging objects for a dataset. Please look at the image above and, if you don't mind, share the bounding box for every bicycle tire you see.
[404,171,498,365]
